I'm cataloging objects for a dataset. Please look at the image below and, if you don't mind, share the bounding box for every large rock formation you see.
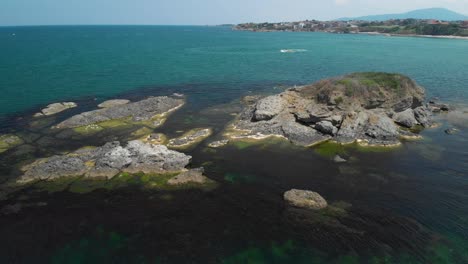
[19,140,192,182]
[231,73,435,146]
[55,96,184,129]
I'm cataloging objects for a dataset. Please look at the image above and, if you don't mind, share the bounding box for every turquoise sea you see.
[0,26,468,263]
[1,26,468,117]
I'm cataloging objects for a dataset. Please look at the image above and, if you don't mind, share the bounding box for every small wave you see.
[280,49,307,53]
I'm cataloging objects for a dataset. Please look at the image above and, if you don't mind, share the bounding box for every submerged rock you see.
[55,96,184,129]
[230,73,434,147]
[167,128,212,149]
[333,155,347,163]
[34,102,77,117]
[284,189,328,210]
[444,128,459,135]
[98,99,130,108]
[208,139,229,148]
[167,168,208,185]
[0,134,24,153]
[19,140,191,182]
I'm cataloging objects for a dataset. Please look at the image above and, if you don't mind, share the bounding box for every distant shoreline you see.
[233,27,468,41]
[357,31,468,40]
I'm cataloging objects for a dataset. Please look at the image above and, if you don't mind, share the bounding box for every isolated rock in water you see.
[333,155,347,163]
[444,128,459,135]
[0,134,24,153]
[55,96,184,129]
[393,109,418,128]
[168,128,212,148]
[34,102,77,117]
[167,168,208,185]
[19,140,191,182]
[98,99,130,108]
[253,95,285,121]
[208,139,229,148]
[284,189,328,210]
[231,72,432,146]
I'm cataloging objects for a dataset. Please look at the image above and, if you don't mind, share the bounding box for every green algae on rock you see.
[30,170,217,194]
[0,134,24,153]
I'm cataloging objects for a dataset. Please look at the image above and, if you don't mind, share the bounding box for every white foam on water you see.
[280,49,307,53]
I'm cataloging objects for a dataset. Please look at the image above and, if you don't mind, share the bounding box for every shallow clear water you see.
[0,26,467,263]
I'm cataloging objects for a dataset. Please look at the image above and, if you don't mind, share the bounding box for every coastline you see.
[357,31,468,40]
[233,27,468,40]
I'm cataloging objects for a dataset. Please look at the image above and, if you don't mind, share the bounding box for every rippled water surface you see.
[0,26,467,263]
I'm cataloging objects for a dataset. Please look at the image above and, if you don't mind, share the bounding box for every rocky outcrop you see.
[55,96,184,129]
[230,73,437,146]
[19,140,191,182]
[283,189,328,210]
[34,102,77,117]
[98,99,130,108]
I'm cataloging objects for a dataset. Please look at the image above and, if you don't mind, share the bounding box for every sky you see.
[1,0,468,26]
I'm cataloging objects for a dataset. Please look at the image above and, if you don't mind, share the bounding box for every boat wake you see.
[280,49,307,53]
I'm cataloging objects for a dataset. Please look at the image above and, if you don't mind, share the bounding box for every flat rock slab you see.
[284,189,328,210]
[34,102,77,117]
[98,99,130,108]
[19,140,191,182]
[55,96,184,129]
[168,128,212,148]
